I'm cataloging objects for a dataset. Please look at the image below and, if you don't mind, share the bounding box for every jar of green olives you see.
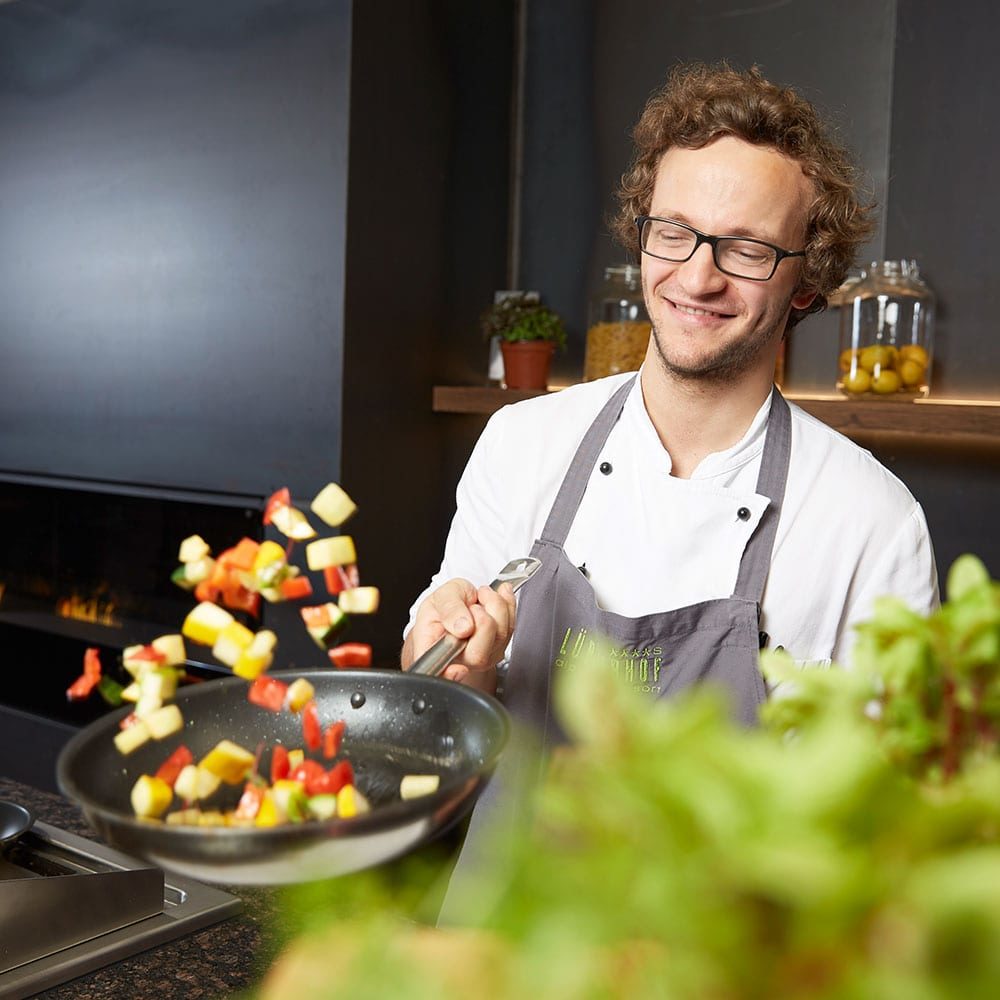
[837,260,934,399]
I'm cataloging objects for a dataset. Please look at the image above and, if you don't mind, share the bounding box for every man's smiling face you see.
[641,136,817,384]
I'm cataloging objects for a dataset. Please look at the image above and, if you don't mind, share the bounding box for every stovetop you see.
[0,819,241,999]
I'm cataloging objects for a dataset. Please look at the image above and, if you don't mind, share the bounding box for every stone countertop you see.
[0,776,283,999]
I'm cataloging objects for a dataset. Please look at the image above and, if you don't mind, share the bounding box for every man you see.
[402,63,937,898]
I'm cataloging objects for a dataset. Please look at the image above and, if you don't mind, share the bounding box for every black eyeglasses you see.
[635,216,806,281]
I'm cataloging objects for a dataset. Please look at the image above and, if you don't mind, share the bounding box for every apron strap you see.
[733,389,792,604]
[538,375,637,547]
[538,376,791,606]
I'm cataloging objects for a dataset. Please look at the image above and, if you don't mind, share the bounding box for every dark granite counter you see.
[0,777,282,999]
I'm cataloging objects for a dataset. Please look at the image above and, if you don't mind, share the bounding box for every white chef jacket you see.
[407,372,939,667]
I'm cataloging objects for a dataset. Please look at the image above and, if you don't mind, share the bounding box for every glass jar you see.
[584,265,651,381]
[837,260,935,399]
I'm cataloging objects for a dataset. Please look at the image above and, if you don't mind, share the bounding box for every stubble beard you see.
[647,292,793,386]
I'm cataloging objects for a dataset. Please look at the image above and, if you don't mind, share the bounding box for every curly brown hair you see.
[612,62,874,329]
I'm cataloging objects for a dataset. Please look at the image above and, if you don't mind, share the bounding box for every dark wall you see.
[0,0,351,500]
[340,0,514,658]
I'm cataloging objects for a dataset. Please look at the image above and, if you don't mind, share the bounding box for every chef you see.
[402,62,938,909]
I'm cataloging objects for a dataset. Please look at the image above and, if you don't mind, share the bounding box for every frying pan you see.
[57,668,508,885]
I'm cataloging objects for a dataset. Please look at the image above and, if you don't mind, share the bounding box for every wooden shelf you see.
[432,385,1000,448]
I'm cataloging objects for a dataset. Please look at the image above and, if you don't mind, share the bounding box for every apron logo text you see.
[553,627,666,694]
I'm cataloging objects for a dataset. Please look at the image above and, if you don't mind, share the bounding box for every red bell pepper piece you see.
[270,744,291,784]
[263,487,291,526]
[131,645,166,663]
[248,675,288,712]
[328,643,373,669]
[323,759,355,795]
[221,582,261,617]
[289,759,328,795]
[234,782,265,820]
[194,579,221,604]
[323,563,360,595]
[66,647,103,701]
[323,719,347,759]
[279,575,313,601]
[302,700,322,751]
[155,745,194,787]
[226,537,261,572]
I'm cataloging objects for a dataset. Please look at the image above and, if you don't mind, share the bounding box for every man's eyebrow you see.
[650,210,783,244]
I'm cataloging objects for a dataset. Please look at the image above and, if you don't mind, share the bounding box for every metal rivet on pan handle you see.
[408,557,542,678]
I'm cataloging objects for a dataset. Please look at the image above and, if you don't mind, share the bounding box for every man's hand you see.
[401,578,517,689]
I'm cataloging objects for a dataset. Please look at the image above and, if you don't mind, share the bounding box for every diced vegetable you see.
[178,534,211,563]
[336,784,370,819]
[287,748,305,771]
[262,487,291,526]
[306,536,357,571]
[167,808,205,826]
[151,634,186,667]
[199,739,257,785]
[224,537,261,572]
[122,643,166,679]
[130,775,173,819]
[324,759,355,795]
[66,647,103,701]
[400,774,441,800]
[233,629,278,681]
[114,719,151,755]
[171,556,215,590]
[155,745,194,787]
[310,482,357,528]
[253,540,287,571]
[271,504,317,540]
[286,678,316,713]
[174,763,222,802]
[279,575,313,600]
[306,793,338,820]
[328,643,373,668]
[289,759,327,795]
[121,681,141,703]
[338,586,380,615]
[323,563,359,596]
[182,601,235,647]
[270,745,291,784]
[144,704,185,740]
[301,602,349,649]
[97,675,124,706]
[254,791,280,827]
[234,782,265,821]
[248,675,288,712]
[302,700,321,751]
[271,779,309,823]
[323,720,346,759]
[212,620,256,668]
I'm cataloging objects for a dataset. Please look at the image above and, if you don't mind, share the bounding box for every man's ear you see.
[791,286,818,311]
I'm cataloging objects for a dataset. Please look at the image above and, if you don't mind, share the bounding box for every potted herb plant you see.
[480,293,567,390]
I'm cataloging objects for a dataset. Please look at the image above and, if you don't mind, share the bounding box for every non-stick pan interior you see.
[57,669,508,883]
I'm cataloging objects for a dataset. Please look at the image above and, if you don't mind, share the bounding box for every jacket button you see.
[737,506,751,520]
[599,462,613,475]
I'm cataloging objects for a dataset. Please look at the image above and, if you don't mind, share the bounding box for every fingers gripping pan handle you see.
[408,557,542,677]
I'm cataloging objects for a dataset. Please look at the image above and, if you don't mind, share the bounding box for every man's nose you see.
[676,242,728,294]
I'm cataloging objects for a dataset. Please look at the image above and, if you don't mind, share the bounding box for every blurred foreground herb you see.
[258,556,1000,999]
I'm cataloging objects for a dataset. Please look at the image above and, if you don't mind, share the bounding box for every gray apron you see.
[439,375,791,922]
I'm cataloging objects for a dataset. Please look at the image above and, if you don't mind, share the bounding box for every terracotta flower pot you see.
[500,340,555,390]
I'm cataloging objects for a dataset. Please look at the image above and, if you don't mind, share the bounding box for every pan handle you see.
[408,557,542,677]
